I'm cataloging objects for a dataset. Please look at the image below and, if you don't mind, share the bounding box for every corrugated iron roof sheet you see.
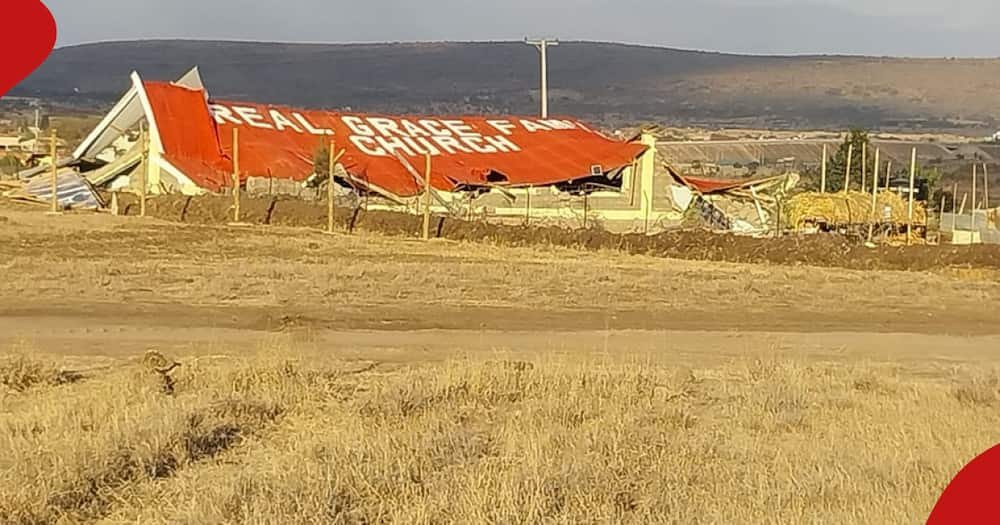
[25,171,103,210]
[17,156,77,180]
[141,81,647,197]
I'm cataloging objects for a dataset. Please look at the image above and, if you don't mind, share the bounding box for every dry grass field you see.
[2,203,1000,524]
[4,348,1000,524]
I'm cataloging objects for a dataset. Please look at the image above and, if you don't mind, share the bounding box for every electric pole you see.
[524,38,558,119]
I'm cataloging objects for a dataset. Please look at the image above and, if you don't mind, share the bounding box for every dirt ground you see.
[3,201,1000,523]
[2,200,1000,365]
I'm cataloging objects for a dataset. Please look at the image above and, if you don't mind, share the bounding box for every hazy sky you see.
[46,0,999,57]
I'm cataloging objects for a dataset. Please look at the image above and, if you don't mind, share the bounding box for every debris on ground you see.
[3,171,104,210]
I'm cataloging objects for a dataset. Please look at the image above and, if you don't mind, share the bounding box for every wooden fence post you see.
[952,182,959,233]
[140,126,148,218]
[525,187,532,225]
[49,129,58,214]
[907,147,916,245]
[325,145,347,234]
[983,163,990,210]
[939,193,946,231]
[820,144,828,194]
[422,153,432,241]
[971,164,978,230]
[629,159,639,206]
[775,195,783,238]
[885,160,892,191]
[958,192,968,243]
[866,149,880,243]
[643,191,650,234]
[844,143,854,193]
[861,142,868,196]
[232,128,241,223]
[327,141,335,234]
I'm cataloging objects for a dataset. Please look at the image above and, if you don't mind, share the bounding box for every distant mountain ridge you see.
[13,40,1000,132]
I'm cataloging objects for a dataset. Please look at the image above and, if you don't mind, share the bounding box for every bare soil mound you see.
[113,194,1000,271]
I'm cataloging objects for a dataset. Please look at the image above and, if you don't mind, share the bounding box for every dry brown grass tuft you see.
[952,370,1000,407]
[2,347,997,524]
[0,352,300,524]
[0,353,80,393]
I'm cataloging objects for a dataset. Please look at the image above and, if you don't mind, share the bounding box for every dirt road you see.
[2,203,999,372]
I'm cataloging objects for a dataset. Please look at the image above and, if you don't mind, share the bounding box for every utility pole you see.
[524,38,558,119]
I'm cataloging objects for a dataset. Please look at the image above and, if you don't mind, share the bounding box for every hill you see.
[12,40,1000,132]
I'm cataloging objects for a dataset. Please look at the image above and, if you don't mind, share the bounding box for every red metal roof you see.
[142,81,647,196]
[667,169,785,194]
[145,83,230,190]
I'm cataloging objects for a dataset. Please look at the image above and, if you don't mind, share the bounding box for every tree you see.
[826,128,874,193]
[931,184,955,213]
[313,141,331,178]
[922,166,943,206]
[797,164,824,193]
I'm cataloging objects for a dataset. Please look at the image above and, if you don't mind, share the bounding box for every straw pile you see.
[785,191,927,228]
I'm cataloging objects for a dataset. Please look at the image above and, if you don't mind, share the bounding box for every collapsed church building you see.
[19,68,794,234]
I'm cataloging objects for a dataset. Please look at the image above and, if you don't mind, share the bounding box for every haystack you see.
[785,191,926,228]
